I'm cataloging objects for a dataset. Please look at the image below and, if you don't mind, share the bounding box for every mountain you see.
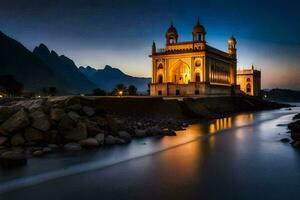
[33,44,96,93]
[79,65,151,92]
[0,31,68,92]
[261,89,300,102]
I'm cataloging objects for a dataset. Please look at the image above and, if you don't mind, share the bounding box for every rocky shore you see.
[288,113,300,147]
[0,96,289,168]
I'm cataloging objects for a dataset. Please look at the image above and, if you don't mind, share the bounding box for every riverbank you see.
[0,95,290,168]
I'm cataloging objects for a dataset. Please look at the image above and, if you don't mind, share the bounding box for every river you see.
[0,104,300,200]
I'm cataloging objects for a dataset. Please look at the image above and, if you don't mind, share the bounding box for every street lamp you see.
[118,90,123,97]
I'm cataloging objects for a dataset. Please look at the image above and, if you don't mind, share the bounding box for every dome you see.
[192,20,206,35]
[228,36,237,45]
[166,24,178,38]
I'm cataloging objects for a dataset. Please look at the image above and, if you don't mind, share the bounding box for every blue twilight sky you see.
[0,0,299,89]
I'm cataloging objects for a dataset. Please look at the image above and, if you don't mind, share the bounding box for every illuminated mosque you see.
[149,20,260,96]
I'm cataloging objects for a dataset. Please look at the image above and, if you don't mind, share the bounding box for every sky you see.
[0,0,299,89]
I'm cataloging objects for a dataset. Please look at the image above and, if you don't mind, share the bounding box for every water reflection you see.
[208,113,254,134]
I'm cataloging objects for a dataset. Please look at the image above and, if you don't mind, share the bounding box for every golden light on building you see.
[150,20,238,96]
[237,65,261,96]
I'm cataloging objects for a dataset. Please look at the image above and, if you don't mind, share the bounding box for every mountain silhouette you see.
[79,65,151,92]
[33,44,96,93]
[0,31,68,92]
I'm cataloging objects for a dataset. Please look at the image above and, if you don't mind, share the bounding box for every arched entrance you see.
[170,60,191,84]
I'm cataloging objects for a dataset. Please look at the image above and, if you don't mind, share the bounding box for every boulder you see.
[67,111,81,122]
[58,115,76,131]
[67,103,82,111]
[0,109,30,134]
[85,120,100,137]
[94,133,105,144]
[0,136,7,145]
[64,142,82,151]
[146,127,164,136]
[83,106,95,117]
[32,150,44,157]
[94,116,108,127]
[24,127,44,142]
[118,131,132,142]
[30,110,51,131]
[115,138,127,144]
[106,115,126,134]
[0,150,27,168]
[0,106,19,124]
[62,122,87,141]
[280,138,290,143]
[135,129,146,137]
[79,138,99,148]
[163,129,177,136]
[11,134,25,146]
[288,120,300,141]
[15,99,45,111]
[50,108,65,121]
[105,135,116,145]
[42,147,52,154]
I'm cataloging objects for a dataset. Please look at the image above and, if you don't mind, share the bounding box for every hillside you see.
[79,65,151,92]
[0,31,68,92]
[33,44,96,93]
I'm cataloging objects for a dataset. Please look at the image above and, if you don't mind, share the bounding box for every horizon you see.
[0,0,299,90]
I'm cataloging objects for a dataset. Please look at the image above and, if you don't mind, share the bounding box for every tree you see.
[0,75,23,96]
[93,88,106,96]
[128,85,137,95]
[112,84,127,96]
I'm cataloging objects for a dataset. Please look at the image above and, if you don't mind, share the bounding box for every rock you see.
[0,108,30,134]
[118,131,132,142]
[94,116,108,127]
[62,122,87,141]
[104,135,116,145]
[115,138,127,144]
[0,150,27,168]
[146,127,164,136]
[135,129,146,137]
[280,138,290,143]
[137,122,143,127]
[50,108,65,121]
[15,99,45,111]
[94,133,105,144]
[83,106,95,117]
[0,136,7,145]
[11,134,25,146]
[106,115,126,134]
[291,141,300,148]
[32,150,44,157]
[58,115,76,131]
[47,129,61,144]
[163,129,177,136]
[0,106,19,124]
[79,138,99,148]
[64,142,82,151]
[67,111,81,122]
[42,147,52,153]
[288,120,300,141]
[67,103,82,111]
[30,110,51,131]
[293,113,300,120]
[24,127,44,142]
[85,120,100,137]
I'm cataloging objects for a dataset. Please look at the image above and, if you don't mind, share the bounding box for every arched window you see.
[158,75,163,84]
[195,73,200,82]
[246,83,251,93]
[246,78,251,82]
[158,64,163,70]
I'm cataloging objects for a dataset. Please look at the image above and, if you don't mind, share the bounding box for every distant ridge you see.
[33,44,96,93]
[79,65,151,92]
[0,31,68,92]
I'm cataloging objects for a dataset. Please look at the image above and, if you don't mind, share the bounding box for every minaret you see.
[152,41,156,54]
[228,36,237,58]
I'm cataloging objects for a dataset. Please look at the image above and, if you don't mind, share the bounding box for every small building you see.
[237,65,261,96]
[150,21,238,97]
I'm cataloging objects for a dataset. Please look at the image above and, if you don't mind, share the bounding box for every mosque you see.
[149,21,260,97]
